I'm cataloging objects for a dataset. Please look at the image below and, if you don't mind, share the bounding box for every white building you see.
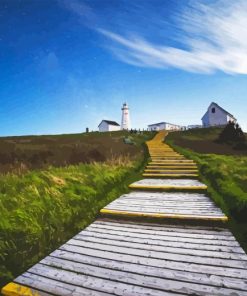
[201,102,236,127]
[148,122,181,131]
[98,120,120,132]
[121,102,131,130]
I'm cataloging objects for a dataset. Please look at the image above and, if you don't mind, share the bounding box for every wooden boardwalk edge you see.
[100,208,229,222]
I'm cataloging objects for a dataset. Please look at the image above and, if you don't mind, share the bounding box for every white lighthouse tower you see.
[121,102,131,130]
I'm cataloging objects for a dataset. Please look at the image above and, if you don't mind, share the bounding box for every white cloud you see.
[98,0,247,74]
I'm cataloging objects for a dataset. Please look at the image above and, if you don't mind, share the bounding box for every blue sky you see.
[0,0,247,136]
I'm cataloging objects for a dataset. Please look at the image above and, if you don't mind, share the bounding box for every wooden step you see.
[149,161,195,164]
[129,178,207,191]
[143,173,199,178]
[145,169,198,173]
[101,191,227,222]
[146,166,198,169]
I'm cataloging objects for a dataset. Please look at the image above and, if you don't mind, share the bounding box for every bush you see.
[217,121,246,149]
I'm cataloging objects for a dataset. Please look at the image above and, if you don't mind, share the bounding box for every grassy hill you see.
[0,130,155,287]
[0,131,150,174]
[167,127,247,252]
[168,127,247,155]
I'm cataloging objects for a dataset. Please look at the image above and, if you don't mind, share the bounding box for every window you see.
[212,107,215,113]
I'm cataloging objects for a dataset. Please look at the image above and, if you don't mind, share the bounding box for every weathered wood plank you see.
[75,233,247,260]
[89,223,234,241]
[103,206,225,216]
[143,173,199,176]
[27,264,180,296]
[94,219,232,236]
[106,203,219,210]
[77,230,244,254]
[130,178,207,187]
[108,198,217,206]
[86,225,240,246]
[100,209,228,222]
[50,249,247,291]
[67,239,247,269]
[149,160,195,163]
[105,200,221,209]
[60,244,247,279]
[15,272,111,296]
[145,169,198,172]
[103,206,224,215]
[38,256,247,296]
[118,191,213,199]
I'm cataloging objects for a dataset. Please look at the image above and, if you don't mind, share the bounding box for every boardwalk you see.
[2,131,247,295]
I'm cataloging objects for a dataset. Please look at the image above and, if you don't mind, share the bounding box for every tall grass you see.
[167,138,247,252]
[0,152,147,287]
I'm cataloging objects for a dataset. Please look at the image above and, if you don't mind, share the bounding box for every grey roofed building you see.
[98,120,121,132]
[98,120,120,127]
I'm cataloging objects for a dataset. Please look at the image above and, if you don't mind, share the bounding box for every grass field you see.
[167,128,247,251]
[0,131,155,287]
[169,127,247,155]
[0,130,149,174]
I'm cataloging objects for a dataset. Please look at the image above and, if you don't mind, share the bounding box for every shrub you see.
[218,121,246,149]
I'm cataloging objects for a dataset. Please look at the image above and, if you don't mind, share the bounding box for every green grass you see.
[0,130,153,174]
[167,131,247,252]
[0,131,155,287]
[173,127,222,140]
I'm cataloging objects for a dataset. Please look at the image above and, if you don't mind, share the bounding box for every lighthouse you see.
[121,102,131,130]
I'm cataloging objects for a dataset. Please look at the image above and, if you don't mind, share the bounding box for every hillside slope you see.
[167,128,247,251]
[0,131,155,287]
[168,127,247,155]
[0,131,151,174]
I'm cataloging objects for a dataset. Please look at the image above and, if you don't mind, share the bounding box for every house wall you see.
[148,125,161,131]
[148,123,181,131]
[202,112,210,127]
[208,104,227,126]
[99,122,120,132]
[227,114,236,123]
[165,123,181,130]
[99,121,109,132]
[109,125,121,131]
[202,103,235,127]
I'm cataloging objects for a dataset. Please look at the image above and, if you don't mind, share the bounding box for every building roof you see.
[148,122,180,127]
[201,102,236,120]
[98,120,120,127]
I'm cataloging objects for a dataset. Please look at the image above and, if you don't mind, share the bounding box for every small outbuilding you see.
[148,122,181,131]
[98,120,121,132]
[201,102,236,127]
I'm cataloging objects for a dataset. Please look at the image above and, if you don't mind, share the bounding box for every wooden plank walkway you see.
[129,178,208,191]
[2,130,247,295]
[4,219,247,296]
[101,191,227,221]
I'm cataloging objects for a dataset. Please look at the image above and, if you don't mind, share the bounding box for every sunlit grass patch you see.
[167,134,247,252]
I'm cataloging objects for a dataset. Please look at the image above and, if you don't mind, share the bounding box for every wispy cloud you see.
[62,0,247,74]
